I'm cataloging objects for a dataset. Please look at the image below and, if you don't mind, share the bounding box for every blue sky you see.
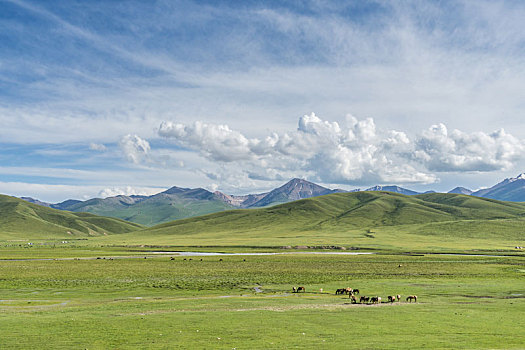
[1,0,524,202]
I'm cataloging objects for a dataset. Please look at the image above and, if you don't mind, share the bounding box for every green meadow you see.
[0,193,524,348]
[1,250,524,349]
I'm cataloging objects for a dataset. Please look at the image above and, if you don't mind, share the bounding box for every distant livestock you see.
[293,286,305,293]
[335,288,346,295]
[360,296,370,303]
[370,296,381,304]
[406,295,417,302]
[388,295,397,303]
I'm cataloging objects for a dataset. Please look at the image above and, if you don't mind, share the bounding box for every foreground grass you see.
[1,251,524,349]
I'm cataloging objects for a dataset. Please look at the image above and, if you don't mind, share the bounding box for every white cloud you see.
[414,124,524,172]
[159,113,439,186]
[89,143,107,151]
[98,186,163,198]
[119,134,150,164]
[0,181,167,203]
[158,121,255,162]
[158,113,525,187]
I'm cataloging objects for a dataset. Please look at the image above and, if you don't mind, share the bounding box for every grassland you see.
[1,192,524,348]
[65,193,233,226]
[0,250,523,349]
[0,195,143,240]
[99,192,525,252]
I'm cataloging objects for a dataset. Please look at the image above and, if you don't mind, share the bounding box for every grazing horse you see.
[360,296,370,303]
[388,295,397,303]
[352,289,360,295]
[370,296,381,304]
[350,295,357,303]
[335,288,346,295]
[344,287,353,295]
[295,286,305,293]
[406,295,417,302]
[396,294,401,301]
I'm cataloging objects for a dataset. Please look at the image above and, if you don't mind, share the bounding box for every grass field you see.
[1,248,524,349]
[1,192,524,348]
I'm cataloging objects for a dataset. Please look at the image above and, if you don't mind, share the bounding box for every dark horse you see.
[293,286,305,293]
[335,288,346,295]
[406,295,417,302]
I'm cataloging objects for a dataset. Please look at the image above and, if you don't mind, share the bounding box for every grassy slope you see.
[0,195,143,240]
[66,194,233,226]
[106,191,525,249]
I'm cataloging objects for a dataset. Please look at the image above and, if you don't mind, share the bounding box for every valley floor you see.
[0,246,524,349]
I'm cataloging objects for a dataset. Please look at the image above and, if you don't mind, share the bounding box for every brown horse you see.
[296,286,305,293]
[396,294,401,301]
[344,287,353,295]
[406,295,417,302]
[388,295,396,303]
[349,295,357,303]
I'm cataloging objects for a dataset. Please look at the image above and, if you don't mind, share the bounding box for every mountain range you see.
[19,173,525,226]
[115,190,525,249]
[5,189,525,248]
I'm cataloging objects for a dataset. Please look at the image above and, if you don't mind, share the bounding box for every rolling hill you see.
[20,179,347,226]
[0,195,143,240]
[112,191,525,248]
[17,173,525,228]
[44,187,235,226]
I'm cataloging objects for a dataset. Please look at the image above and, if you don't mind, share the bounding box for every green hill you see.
[111,191,525,249]
[54,188,234,226]
[0,195,143,240]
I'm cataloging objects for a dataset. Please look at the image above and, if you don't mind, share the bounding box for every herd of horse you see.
[292,286,417,304]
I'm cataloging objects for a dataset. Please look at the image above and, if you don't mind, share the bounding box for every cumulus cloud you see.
[98,186,163,198]
[158,113,525,187]
[159,121,255,162]
[159,113,438,185]
[119,134,150,164]
[414,124,524,171]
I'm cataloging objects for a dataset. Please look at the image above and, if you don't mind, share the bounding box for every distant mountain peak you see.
[284,178,316,186]
[448,187,473,195]
[365,185,419,196]
[247,178,340,208]
[471,172,525,201]
[162,186,190,195]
